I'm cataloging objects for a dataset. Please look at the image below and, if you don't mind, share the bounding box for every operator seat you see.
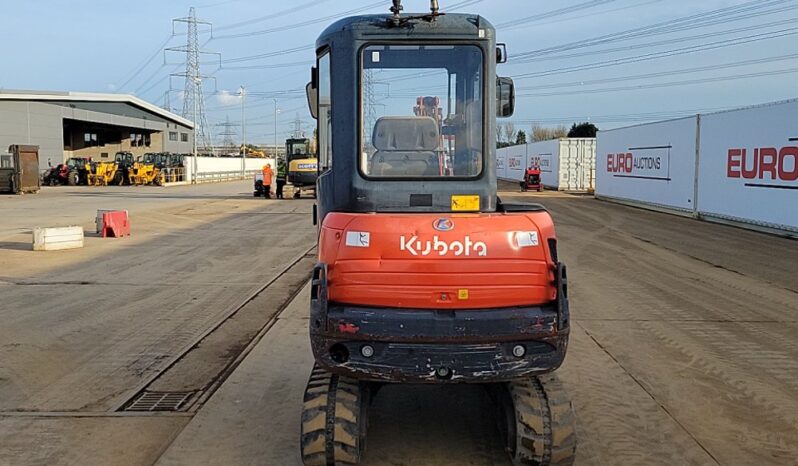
[370,116,440,177]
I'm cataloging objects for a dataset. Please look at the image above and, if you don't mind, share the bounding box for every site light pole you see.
[192,78,200,184]
[273,98,279,170]
[240,85,246,177]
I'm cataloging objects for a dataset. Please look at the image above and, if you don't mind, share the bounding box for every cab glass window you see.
[361,45,483,178]
[289,141,310,157]
[318,52,333,171]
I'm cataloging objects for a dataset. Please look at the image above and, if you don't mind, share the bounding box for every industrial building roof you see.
[0,89,194,129]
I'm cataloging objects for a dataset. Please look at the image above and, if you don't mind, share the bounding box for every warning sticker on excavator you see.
[458,289,469,300]
[451,195,479,211]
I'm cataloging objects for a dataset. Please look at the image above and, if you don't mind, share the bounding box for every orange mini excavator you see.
[300,2,576,465]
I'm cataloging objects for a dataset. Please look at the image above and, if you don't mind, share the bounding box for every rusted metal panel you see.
[1,145,40,193]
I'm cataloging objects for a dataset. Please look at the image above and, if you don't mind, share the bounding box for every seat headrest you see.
[372,117,440,152]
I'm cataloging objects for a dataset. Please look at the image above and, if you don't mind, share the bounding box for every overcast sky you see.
[1,0,796,143]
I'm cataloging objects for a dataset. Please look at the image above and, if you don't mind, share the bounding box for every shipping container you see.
[698,99,798,234]
[528,138,596,191]
[595,116,699,213]
[497,138,596,192]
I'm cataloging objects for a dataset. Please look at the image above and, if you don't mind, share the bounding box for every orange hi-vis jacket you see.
[262,165,273,186]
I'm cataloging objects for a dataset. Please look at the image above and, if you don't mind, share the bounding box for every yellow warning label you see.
[451,195,479,212]
[458,289,469,300]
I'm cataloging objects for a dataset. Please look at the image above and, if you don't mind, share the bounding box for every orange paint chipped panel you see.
[319,212,559,310]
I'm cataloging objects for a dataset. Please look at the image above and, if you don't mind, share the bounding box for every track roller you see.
[504,374,577,466]
[300,365,368,466]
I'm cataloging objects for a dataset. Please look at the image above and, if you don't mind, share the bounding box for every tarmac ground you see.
[1,182,796,465]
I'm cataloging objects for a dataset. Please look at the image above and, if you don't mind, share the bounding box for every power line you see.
[508,106,738,125]
[495,0,617,30]
[447,0,487,10]
[519,0,664,29]
[504,15,798,65]
[205,94,304,112]
[511,26,798,80]
[213,1,386,40]
[516,52,798,91]
[222,60,312,71]
[244,104,307,123]
[214,0,484,63]
[214,0,334,31]
[392,52,798,94]
[223,44,315,64]
[135,73,168,97]
[510,0,796,62]
[516,66,798,98]
[377,0,694,85]
[116,34,174,92]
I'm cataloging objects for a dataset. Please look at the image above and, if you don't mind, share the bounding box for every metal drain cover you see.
[124,391,195,412]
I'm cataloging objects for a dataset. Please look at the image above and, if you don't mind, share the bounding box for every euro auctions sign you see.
[529,154,553,172]
[595,116,698,211]
[698,99,798,231]
[726,146,798,187]
[606,146,671,180]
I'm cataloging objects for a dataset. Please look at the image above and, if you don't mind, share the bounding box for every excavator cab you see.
[306,13,517,219]
[286,138,318,199]
[301,3,575,465]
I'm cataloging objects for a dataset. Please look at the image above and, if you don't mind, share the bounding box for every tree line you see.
[496,122,598,148]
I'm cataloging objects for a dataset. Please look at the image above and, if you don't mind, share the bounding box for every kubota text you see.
[400,235,488,257]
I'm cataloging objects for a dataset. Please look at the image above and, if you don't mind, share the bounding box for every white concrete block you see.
[32,226,84,251]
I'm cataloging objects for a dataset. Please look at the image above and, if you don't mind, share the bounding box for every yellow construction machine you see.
[128,153,163,186]
[286,138,317,198]
[88,161,119,186]
[88,152,133,186]
[240,145,267,158]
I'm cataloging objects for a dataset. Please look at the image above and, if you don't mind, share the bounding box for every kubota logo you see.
[400,235,487,257]
[432,218,454,231]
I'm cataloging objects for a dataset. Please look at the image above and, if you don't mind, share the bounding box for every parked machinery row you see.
[42,152,187,187]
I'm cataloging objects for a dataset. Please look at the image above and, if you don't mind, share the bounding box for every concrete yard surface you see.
[0,182,318,465]
[0,415,188,466]
[1,184,797,465]
[155,286,314,466]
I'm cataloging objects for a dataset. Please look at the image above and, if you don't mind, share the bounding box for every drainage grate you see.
[123,391,195,412]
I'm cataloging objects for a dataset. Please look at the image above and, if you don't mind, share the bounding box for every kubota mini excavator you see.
[301,2,576,465]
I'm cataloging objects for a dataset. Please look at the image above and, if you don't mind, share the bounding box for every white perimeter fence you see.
[595,98,797,237]
[181,156,275,184]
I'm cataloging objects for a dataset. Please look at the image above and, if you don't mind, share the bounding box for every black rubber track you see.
[508,374,577,465]
[300,365,365,466]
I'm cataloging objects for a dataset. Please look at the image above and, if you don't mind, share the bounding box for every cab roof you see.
[316,13,495,49]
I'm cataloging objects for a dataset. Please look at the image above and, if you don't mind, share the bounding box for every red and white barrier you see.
[98,210,130,238]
